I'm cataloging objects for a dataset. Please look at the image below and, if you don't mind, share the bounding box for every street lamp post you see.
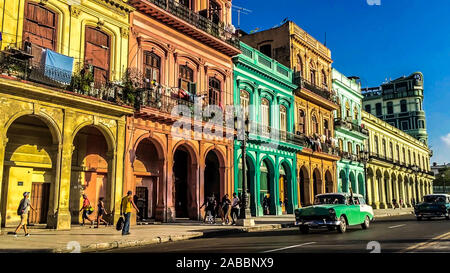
[234,116,254,227]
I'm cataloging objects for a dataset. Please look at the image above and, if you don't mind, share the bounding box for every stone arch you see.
[325,169,333,193]
[298,164,310,207]
[339,169,348,193]
[260,156,276,214]
[72,121,116,153]
[358,173,365,197]
[349,171,357,194]
[312,167,322,197]
[236,151,257,215]
[279,159,294,214]
[4,110,62,145]
[133,133,166,161]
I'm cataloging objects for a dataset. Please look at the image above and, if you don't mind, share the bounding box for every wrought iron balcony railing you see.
[136,0,239,48]
[298,77,337,103]
[334,118,369,136]
[243,121,307,148]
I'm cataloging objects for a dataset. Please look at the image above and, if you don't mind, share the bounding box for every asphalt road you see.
[105,215,450,253]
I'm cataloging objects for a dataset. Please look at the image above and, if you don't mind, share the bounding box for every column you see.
[0,135,7,226]
[379,174,388,209]
[112,119,126,224]
[394,178,400,208]
[366,175,373,207]
[52,110,75,230]
[274,160,281,216]
[47,143,62,227]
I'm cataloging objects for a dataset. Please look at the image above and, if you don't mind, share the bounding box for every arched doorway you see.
[349,172,357,194]
[260,158,275,215]
[279,162,292,214]
[132,138,162,221]
[339,170,347,193]
[2,115,58,227]
[376,169,383,206]
[237,155,256,215]
[70,126,112,225]
[384,171,390,207]
[299,166,310,207]
[391,173,397,207]
[325,170,333,193]
[204,151,220,202]
[174,146,192,219]
[312,168,322,197]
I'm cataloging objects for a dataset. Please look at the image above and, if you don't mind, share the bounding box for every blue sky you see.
[232,0,450,164]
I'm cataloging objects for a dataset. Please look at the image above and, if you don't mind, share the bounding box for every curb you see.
[54,224,288,253]
[374,211,414,218]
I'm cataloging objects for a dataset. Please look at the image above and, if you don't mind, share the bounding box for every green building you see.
[332,69,369,197]
[233,42,303,216]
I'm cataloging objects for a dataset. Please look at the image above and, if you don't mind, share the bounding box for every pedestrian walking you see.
[392,198,397,209]
[221,194,231,225]
[231,193,240,225]
[200,193,216,224]
[399,198,403,208]
[262,195,270,215]
[120,190,139,236]
[96,197,109,228]
[80,194,95,227]
[13,192,35,237]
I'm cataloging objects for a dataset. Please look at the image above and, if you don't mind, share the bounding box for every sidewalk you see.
[0,217,290,253]
[374,208,414,218]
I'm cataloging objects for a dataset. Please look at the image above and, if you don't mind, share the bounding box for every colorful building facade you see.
[362,111,434,209]
[0,0,134,229]
[332,69,368,197]
[124,0,241,222]
[241,21,340,207]
[233,42,302,216]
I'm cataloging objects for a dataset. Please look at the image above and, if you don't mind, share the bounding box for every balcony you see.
[334,118,369,136]
[301,79,336,102]
[294,74,338,110]
[339,151,365,163]
[0,46,132,107]
[244,121,307,149]
[129,0,240,56]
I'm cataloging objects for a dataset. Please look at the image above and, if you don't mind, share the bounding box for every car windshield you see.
[423,196,446,203]
[314,195,346,205]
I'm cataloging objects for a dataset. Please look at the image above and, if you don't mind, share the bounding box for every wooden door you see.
[135,186,148,220]
[29,183,50,224]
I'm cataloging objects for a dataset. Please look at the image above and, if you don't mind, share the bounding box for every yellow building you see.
[362,111,434,209]
[0,0,134,229]
[241,21,340,207]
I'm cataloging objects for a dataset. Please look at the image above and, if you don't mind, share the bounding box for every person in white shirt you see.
[231,193,240,225]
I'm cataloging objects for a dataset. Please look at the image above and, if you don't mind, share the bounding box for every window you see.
[261,98,270,132]
[259,44,272,58]
[85,27,110,84]
[387,102,393,114]
[354,106,358,120]
[418,120,425,129]
[408,150,411,165]
[356,144,360,156]
[389,142,393,160]
[338,139,343,152]
[375,103,382,116]
[374,135,379,154]
[179,0,192,9]
[365,104,371,114]
[396,145,400,162]
[240,90,250,119]
[382,139,387,158]
[179,65,195,93]
[347,142,353,154]
[209,0,221,24]
[401,121,409,130]
[144,51,161,84]
[280,105,287,132]
[298,109,305,134]
[310,63,316,85]
[345,102,351,119]
[208,77,221,106]
[322,70,327,88]
[23,2,58,64]
[312,115,319,134]
[324,119,329,137]
[296,56,303,74]
[402,147,406,163]
[401,100,407,112]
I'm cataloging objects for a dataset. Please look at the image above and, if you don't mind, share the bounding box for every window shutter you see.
[189,82,197,95]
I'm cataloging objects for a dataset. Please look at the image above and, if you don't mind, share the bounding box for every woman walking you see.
[221,194,231,225]
[79,194,95,227]
[96,197,109,228]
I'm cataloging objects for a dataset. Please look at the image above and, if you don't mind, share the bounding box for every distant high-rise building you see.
[361,72,429,145]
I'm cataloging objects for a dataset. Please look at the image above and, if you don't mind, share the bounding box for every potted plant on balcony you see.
[68,67,94,95]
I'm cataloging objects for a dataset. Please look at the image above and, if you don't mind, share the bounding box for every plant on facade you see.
[68,67,94,95]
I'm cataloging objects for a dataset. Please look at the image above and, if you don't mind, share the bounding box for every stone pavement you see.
[0,211,411,253]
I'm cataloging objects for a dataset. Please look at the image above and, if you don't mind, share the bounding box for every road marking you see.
[261,242,316,253]
[400,232,450,253]
[388,224,406,229]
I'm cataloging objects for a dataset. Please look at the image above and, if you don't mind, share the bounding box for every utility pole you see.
[232,5,252,29]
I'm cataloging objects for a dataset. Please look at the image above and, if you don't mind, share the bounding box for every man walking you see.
[13,192,35,237]
[231,193,240,225]
[121,191,139,235]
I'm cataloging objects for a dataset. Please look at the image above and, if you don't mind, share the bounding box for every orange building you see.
[125,0,241,222]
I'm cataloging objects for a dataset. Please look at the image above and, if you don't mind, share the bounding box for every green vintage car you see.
[294,193,374,234]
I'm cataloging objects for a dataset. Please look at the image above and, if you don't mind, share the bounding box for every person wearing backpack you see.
[13,192,34,237]
[79,194,95,227]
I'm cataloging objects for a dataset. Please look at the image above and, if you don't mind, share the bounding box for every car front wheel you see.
[361,216,370,230]
[337,216,347,233]
[299,226,309,234]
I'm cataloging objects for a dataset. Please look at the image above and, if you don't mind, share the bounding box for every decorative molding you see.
[121,27,129,38]
[70,6,81,18]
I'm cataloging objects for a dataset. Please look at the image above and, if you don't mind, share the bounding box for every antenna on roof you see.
[324,32,327,46]
[232,5,252,30]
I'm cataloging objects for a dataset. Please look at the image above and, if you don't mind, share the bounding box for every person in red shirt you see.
[79,194,95,227]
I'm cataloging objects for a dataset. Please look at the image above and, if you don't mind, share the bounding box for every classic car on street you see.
[414,194,450,220]
[294,193,374,234]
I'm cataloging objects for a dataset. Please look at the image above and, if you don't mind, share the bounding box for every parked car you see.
[414,194,450,221]
[294,193,374,234]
